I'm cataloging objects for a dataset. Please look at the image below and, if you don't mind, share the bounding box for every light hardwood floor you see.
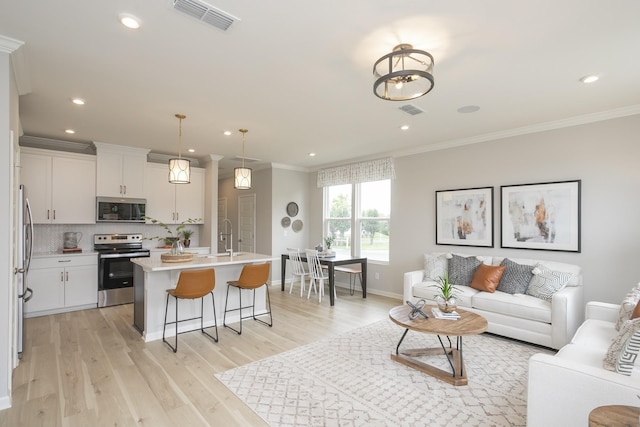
[1,286,399,427]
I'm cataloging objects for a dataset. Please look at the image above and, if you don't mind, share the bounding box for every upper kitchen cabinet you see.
[145,163,205,224]
[20,148,96,224]
[94,142,150,198]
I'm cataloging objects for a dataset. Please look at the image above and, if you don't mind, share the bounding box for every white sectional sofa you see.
[403,252,584,349]
[527,301,640,427]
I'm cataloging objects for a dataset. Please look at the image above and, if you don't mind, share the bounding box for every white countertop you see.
[131,252,276,272]
[33,250,98,258]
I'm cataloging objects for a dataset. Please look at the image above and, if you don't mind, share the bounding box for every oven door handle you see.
[99,252,150,259]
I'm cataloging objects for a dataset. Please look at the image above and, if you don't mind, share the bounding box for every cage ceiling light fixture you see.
[373,43,435,101]
[168,113,191,184]
[234,128,251,190]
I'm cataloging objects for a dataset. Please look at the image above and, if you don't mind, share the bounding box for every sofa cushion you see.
[423,253,447,281]
[604,318,640,375]
[496,258,533,294]
[616,288,640,331]
[448,254,482,287]
[471,291,551,323]
[526,263,572,302]
[571,318,618,348]
[470,264,505,293]
[492,256,582,287]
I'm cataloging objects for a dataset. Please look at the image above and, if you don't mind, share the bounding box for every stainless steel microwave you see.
[96,197,146,223]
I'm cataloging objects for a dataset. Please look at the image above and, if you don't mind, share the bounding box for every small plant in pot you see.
[180,229,194,248]
[324,235,335,250]
[432,273,458,313]
[143,216,201,248]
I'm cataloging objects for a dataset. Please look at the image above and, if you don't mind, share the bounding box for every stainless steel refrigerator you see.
[16,184,33,359]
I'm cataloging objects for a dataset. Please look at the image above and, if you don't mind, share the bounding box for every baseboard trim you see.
[0,395,11,410]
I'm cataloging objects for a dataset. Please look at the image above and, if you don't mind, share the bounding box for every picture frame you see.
[500,180,581,252]
[435,187,494,248]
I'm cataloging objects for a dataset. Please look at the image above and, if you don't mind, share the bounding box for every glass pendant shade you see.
[373,44,435,101]
[234,166,252,190]
[168,158,191,184]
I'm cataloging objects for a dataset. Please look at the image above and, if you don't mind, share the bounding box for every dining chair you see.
[223,262,272,335]
[305,249,333,303]
[286,247,308,297]
[162,268,218,353]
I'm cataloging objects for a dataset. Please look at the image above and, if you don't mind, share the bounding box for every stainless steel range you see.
[94,233,150,307]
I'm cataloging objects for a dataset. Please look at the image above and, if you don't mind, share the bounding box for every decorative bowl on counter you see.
[161,252,194,263]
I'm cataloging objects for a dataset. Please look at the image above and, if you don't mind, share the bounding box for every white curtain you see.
[316,157,396,187]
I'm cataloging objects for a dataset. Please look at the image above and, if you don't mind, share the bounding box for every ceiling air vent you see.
[172,0,239,31]
[399,104,424,116]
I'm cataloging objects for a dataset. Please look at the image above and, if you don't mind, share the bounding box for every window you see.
[324,179,390,262]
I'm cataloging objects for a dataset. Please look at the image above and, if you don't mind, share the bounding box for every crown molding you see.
[0,34,31,95]
[394,104,640,159]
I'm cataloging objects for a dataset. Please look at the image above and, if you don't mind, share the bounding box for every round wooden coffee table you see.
[389,304,488,386]
[589,405,640,426]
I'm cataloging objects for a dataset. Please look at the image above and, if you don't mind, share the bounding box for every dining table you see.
[281,252,367,306]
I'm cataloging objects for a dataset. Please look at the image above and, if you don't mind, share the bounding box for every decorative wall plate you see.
[292,219,303,232]
[287,202,299,217]
[281,217,291,228]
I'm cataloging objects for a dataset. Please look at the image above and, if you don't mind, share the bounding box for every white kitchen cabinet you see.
[25,254,98,317]
[144,163,204,224]
[20,148,96,224]
[94,142,149,198]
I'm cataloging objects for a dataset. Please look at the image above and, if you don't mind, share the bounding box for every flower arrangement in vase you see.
[324,235,335,250]
[432,273,458,313]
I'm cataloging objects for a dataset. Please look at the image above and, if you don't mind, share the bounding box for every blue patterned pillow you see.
[497,258,534,294]
[526,263,572,302]
[448,254,481,287]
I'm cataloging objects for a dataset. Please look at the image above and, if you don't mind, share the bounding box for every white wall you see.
[386,114,640,305]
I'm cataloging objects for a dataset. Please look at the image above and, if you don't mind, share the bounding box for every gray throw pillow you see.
[526,263,573,302]
[497,258,534,294]
[448,254,481,287]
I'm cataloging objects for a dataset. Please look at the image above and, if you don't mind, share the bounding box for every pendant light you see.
[234,128,252,190]
[168,113,191,184]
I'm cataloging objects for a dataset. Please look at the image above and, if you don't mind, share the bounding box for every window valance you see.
[316,157,396,187]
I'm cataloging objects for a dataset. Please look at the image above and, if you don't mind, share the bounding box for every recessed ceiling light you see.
[400,125,409,131]
[580,75,599,84]
[188,148,195,153]
[224,131,232,136]
[309,153,316,157]
[65,129,75,134]
[457,105,480,114]
[119,13,141,29]
[71,98,85,105]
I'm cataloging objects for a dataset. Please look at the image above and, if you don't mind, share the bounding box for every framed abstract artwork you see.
[500,180,581,252]
[435,187,493,247]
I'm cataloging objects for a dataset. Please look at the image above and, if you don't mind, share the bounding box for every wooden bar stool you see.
[162,268,218,353]
[223,263,272,335]
[335,265,362,296]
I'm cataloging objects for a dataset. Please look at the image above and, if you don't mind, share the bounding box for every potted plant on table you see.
[324,236,335,250]
[432,273,458,313]
[180,229,194,248]
[143,216,201,249]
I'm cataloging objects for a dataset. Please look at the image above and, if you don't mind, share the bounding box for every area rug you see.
[215,319,555,426]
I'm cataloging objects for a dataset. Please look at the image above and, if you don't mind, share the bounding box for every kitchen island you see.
[132,252,275,342]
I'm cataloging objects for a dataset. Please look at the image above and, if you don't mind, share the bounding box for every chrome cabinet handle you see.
[47,209,50,220]
[123,185,126,194]
[66,272,69,281]
[60,272,64,282]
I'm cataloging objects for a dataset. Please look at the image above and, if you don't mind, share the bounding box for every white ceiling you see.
[2,0,640,174]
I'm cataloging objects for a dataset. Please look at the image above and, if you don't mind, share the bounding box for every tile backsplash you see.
[33,223,202,253]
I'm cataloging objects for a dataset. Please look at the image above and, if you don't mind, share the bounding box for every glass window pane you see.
[360,219,389,261]
[361,180,390,218]
[327,184,351,218]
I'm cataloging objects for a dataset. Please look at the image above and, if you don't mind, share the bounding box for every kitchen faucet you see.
[220,218,233,255]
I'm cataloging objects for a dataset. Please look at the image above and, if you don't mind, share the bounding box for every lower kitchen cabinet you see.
[26,253,98,317]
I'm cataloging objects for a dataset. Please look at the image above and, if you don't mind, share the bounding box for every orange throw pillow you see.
[632,300,640,319]
[470,264,506,293]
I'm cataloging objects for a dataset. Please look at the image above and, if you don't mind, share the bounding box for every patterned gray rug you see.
[215,319,555,426]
